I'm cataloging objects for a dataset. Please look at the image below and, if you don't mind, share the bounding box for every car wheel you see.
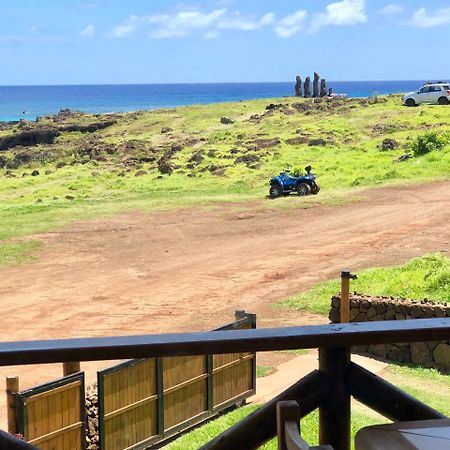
[296,183,311,197]
[405,98,416,107]
[438,97,449,105]
[310,182,320,195]
[269,185,283,199]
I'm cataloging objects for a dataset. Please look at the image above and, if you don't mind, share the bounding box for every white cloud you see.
[275,11,307,38]
[311,0,367,32]
[411,7,450,28]
[218,12,275,31]
[110,24,136,38]
[379,4,404,16]
[81,24,95,36]
[144,9,227,38]
[113,8,277,39]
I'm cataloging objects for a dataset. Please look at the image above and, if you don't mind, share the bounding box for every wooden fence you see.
[15,372,86,450]
[97,310,256,450]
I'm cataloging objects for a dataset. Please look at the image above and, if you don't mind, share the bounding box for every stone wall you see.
[329,293,450,371]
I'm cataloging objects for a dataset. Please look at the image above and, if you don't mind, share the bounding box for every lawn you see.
[279,253,450,315]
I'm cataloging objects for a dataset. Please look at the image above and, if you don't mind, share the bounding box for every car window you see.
[417,88,426,94]
[432,86,442,91]
[443,85,450,90]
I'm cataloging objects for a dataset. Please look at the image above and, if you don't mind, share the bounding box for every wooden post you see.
[6,376,19,434]
[340,271,357,323]
[319,347,351,450]
[63,362,80,377]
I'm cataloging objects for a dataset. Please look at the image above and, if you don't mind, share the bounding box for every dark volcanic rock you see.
[235,154,260,164]
[189,152,204,164]
[252,138,280,149]
[31,169,39,176]
[0,127,60,150]
[220,117,234,125]
[308,138,327,147]
[285,136,309,145]
[135,170,146,177]
[161,127,173,134]
[158,162,173,175]
[380,138,399,150]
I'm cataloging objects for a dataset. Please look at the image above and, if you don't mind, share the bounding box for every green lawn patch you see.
[278,253,450,315]
[0,240,42,266]
[256,366,275,378]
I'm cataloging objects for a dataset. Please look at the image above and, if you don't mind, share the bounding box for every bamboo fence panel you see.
[16,373,85,450]
[212,318,255,408]
[163,356,208,430]
[99,358,157,450]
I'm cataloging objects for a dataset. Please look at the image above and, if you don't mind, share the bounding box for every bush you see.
[411,132,448,156]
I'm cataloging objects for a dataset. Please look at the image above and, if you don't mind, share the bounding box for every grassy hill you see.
[0,95,449,244]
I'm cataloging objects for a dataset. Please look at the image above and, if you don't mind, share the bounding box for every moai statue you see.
[313,72,320,97]
[304,76,311,98]
[295,75,303,97]
[320,79,327,97]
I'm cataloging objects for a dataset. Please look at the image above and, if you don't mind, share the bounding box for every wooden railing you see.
[0,318,449,450]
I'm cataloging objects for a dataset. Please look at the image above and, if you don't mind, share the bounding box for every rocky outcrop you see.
[0,127,60,150]
[304,77,311,98]
[329,293,450,371]
[313,72,320,98]
[295,76,303,97]
[220,116,234,125]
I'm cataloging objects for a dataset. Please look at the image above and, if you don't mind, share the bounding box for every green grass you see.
[0,240,42,266]
[279,253,450,315]
[256,366,275,378]
[1,95,450,246]
[165,362,450,449]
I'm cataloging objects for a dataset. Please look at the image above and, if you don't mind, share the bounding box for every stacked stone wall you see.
[329,293,450,371]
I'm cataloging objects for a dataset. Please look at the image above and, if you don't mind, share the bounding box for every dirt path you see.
[0,181,449,426]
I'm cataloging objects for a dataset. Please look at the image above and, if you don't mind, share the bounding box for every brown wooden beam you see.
[346,362,446,421]
[200,370,331,450]
[319,347,351,450]
[0,319,449,366]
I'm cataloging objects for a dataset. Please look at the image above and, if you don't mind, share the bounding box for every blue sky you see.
[0,0,449,85]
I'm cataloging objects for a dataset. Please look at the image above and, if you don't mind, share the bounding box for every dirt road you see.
[0,181,449,418]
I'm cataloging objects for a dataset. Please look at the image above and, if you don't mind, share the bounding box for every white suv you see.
[403,83,450,106]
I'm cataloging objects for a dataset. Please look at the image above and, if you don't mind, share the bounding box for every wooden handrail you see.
[0,319,448,366]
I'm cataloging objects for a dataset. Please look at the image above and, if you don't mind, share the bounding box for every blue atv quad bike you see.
[269,166,320,199]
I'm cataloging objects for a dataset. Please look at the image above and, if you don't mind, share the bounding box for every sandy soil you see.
[0,181,449,427]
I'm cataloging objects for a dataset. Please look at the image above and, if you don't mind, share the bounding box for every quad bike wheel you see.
[269,185,283,199]
[310,182,320,195]
[296,183,311,197]
[405,98,416,107]
[438,97,449,105]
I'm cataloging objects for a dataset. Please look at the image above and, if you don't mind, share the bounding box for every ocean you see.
[0,80,441,122]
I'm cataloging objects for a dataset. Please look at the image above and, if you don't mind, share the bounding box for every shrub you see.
[411,132,448,156]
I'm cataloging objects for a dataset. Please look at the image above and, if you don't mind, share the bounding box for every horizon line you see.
[1,79,449,88]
